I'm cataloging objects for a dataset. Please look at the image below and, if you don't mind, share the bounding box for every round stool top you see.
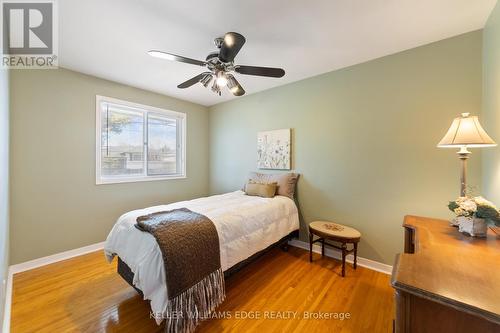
[310,221,361,240]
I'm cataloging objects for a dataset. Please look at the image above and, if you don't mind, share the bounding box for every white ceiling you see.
[59,0,497,106]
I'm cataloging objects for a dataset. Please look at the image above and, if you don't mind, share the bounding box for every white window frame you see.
[95,95,186,185]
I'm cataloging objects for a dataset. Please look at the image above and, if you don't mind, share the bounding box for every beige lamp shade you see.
[437,113,497,148]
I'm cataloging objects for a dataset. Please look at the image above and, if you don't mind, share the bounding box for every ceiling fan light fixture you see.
[227,75,238,91]
[216,71,228,87]
[226,74,245,96]
[211,79,221,96]
[200,74,213,87]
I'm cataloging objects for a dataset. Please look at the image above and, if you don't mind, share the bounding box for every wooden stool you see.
[308,221,361,277]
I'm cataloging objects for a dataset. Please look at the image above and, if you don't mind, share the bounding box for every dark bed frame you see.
[117,229,299,297]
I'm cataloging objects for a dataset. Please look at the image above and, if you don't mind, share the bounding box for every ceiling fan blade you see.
[148,50,206,67]
[218,32,246,63]
[234,65,285,78]
[177,72,211,89]
[226,74,245,96]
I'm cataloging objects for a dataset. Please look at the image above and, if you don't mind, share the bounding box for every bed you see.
[104,190,300,325]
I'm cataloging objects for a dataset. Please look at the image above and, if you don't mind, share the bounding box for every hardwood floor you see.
[11,247,394,333]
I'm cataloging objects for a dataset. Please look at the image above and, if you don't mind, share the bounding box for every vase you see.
[450,217,459,227]
[457,216,487,237]
[491,225,500,237]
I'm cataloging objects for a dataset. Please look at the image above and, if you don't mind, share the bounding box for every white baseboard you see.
[2,241,105,333]
[288,239,392,275]
[9,242,105,275]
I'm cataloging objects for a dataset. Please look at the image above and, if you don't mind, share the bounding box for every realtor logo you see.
[1,0,58,68]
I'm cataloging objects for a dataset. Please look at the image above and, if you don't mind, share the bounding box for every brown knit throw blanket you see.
[136,208,225,333]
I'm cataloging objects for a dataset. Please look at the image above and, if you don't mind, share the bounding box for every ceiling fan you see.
[148,32,285,97]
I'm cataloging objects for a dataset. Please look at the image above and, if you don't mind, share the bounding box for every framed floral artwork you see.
[257,128,291,170]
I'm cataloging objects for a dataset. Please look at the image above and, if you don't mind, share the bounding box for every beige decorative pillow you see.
[245,172,299,199]
[245,182,277,198]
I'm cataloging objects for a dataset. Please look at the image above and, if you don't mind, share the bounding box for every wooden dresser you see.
[391,215,500,333]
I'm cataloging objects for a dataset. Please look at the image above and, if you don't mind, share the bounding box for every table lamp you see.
[437,113,496,197]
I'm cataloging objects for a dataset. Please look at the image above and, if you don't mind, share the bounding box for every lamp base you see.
[457,146,470,197]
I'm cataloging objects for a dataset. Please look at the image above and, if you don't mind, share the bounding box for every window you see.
[96,96,186,184]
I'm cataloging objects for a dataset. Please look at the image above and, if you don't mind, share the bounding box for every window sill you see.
[96,175,187,185]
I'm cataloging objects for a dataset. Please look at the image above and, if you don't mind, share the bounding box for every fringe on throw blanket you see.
[165,268,225,333]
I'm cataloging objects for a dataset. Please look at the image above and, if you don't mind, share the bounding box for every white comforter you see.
[104,190,299,323]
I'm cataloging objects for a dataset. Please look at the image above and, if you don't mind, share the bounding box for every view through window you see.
[96,96,186,184]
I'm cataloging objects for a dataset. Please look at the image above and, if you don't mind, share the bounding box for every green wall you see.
[209,31,483,265]
[482,2,500,206]
[9,68,209,264]
[0,69,9,331]
[8,30,487,267]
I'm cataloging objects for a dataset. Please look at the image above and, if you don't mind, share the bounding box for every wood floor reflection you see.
[11,247,393,332]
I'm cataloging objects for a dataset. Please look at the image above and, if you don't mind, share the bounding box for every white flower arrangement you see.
[448,196,499,220]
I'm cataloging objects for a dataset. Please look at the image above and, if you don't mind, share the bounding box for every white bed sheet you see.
[104,190,299,323]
